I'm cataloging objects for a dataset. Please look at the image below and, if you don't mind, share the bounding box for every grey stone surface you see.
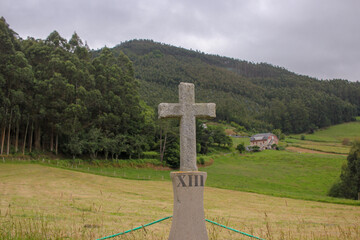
[158,82,214,240]
[158,82,216,171]
[168,171,208,240]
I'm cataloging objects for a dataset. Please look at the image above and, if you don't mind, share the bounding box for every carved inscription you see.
[177,175,204,187]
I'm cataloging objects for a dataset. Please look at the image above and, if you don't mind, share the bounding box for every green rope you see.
[97,216,265,240]
[96,216,172,240]
[206,219,266,240]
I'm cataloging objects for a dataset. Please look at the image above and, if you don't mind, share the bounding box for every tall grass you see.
[1,206,359,239]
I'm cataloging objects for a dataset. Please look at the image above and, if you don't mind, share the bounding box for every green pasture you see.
[290,119,360,142]
[230,137,250,150]
[285,139,350,154]
[2,148,355,205]
[200,150,355,204]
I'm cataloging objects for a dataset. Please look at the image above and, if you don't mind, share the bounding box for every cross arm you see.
[194,103,216,118]
[158,103,183,119]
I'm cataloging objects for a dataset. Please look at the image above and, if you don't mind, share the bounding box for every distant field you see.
[290,119,360,143]
[1,164,359,240]
[200,150,356,204]
[284,119,360,156]
[285,139,350,155]
[230,137,250,149]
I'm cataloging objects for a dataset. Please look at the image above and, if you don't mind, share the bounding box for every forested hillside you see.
[112,39,360,134]
[1,17,359,160]
[0,18,154,158]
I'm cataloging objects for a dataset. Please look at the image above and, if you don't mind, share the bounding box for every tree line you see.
[0,18,154,159]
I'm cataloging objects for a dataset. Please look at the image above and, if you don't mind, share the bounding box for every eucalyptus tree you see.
[0,17,33,155]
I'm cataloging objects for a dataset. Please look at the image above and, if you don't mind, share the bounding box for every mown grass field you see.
[283,119,360,157]
[201,150,357,204]
[1,138,355,206]
[290,119,360,143]
[231,137,250,149]
[1,164,360,240]
[285,138,350,155]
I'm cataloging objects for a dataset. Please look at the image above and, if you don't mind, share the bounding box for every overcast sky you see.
[1,0,359,82]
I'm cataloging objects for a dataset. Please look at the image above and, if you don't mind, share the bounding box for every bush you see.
[236,143,245,153]
[164,141,180,168]
[277,146,286,151]
[301,135,306,140]
[247,145,260,152]
[280,133,286,140]
[198,157,205,165]
[328,140,360,199]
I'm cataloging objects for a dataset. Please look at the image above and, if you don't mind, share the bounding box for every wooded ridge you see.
[112,39,359,134]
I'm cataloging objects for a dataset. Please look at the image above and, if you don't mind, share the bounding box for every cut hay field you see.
[1,164,359,240]
[285,139,350,155]
[2,142,355,206]
[284,119,360,156]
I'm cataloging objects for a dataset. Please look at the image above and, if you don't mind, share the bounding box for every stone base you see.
[168,171,208,240]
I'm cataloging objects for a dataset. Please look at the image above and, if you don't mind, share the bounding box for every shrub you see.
[271,144,278,150]
[236,143,245,153]
[247,145,260,152]
[277,146,286,151]
[328,140,360,199]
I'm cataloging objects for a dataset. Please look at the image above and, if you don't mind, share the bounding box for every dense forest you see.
[0,18,155,159]
[111,39,360,134]
[1,18,359,161]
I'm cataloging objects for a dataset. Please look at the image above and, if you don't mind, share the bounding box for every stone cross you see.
[159,82,215,240]
[158,82,216,171]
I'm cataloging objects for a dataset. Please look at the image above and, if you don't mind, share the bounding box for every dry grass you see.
[1,164,359,239]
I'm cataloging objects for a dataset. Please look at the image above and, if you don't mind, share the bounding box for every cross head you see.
[158,82,216,171]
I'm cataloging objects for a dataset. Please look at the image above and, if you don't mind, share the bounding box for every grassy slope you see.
[1,164,359,240]
[2,133,354,205]
[285,119,360,155]
[201,120,359,204]
[286,139,350,154]
[290,119,360,143]
[201,150,353,204]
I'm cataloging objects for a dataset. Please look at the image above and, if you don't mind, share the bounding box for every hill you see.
[290,117,360,143]
[284,118,360,154]
[110,39,360,134]
[1,164,360,239]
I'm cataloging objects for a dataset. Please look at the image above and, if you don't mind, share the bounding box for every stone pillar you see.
[168,171,208,240]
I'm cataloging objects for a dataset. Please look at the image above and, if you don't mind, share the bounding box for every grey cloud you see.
[0,0,359,81]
